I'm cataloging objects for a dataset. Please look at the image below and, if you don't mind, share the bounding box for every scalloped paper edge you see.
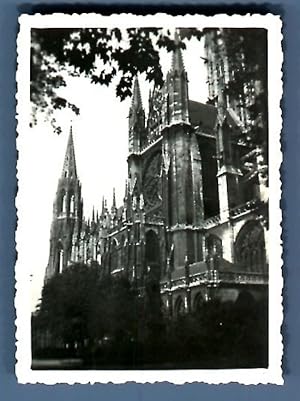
[15,12,283,385]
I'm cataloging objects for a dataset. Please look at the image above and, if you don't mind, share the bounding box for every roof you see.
[188,100,218,134]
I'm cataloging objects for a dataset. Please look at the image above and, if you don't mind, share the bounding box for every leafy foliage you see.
[34,264,139,349]
[30,28,203,131]
[32,263,267,368]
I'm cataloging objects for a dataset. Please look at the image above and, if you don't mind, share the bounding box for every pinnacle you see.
[131,76,143,109]
[217,75,227,120]
[171,30,185,72]
[111,187,117,212]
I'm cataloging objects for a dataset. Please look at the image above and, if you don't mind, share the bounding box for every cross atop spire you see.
[61,125,77,179]
[171,30,185,72]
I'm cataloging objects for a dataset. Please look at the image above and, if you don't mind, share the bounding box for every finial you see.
[124,180,128,203]
[112,187,116,209]
[101,196,105,214]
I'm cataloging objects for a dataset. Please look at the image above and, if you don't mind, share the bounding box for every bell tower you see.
[161,33,205,269]
[45,126,83,281]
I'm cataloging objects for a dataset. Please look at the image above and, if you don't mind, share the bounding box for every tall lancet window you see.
[58,190,66,215]
[70,194,75,215]
[57,247,64,274]
[59,249,64,273]
[110,238,118,270]
[62,193,67,214]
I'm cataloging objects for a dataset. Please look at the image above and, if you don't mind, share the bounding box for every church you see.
[44,33,268,318]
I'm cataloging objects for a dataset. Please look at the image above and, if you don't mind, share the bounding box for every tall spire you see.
[61,125,77,179]
[171,30,185,73]
[128,75,146,154]
[46,124,82,282]
[131,76,143,110]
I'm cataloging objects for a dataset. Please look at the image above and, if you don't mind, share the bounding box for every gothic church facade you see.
[45,36,268,317]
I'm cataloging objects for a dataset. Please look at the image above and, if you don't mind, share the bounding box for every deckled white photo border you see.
[15,13,283,385]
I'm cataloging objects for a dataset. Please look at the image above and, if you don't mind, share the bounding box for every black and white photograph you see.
[16,14,283,384]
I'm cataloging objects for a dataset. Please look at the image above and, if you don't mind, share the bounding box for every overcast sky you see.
[17,35,208,311]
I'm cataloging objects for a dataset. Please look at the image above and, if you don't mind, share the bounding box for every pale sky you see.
[17,36,208,311]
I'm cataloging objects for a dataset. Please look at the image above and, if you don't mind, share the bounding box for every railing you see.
[202,215,221,229]
[160,269,268,293]
[218,271,268,285]
[201,199,260,229]
[140,135,162,154]
[229,199,260,218]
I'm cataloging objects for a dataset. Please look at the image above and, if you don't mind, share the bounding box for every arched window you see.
[58,189,66,215]
[174,296,185,318]
[69,194,75,214]
[120,235,126,268]
[145,230,160,280]
[61,192,67,214]
[56,245,64,274]
[142,152,162,211]
[205,234,223,258]
[235,221,267,273]
[193,292,204,313]
[235,290,256,311]
[110,238,118,270]
[59,249,64,273]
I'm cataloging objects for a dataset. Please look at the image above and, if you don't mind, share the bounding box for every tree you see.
[34,264,141,355]
[31,27,269,190]
[36,263,100,349]
[30,28,203,132]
